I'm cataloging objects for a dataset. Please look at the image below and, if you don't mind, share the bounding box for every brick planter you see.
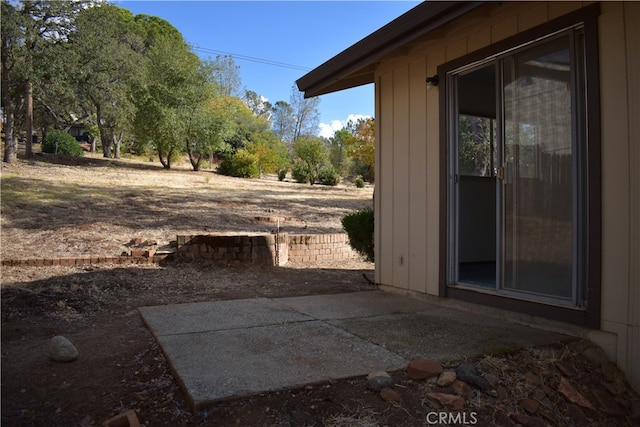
[176,233,358,266]
[1,233,360,268]
[1,254,169,267]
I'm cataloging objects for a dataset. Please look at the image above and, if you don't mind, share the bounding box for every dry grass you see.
[0,153,374,260]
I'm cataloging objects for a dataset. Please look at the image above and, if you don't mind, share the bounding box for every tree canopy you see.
[1,1,341,178]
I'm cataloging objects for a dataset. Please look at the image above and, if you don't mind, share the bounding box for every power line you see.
[191,44,312,72]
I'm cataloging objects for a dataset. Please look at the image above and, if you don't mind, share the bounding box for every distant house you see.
[69,124,92,142]
[298,2,639,390]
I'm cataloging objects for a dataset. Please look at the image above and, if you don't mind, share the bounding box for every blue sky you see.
[116,1,421,137]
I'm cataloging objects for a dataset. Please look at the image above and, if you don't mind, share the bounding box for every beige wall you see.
[596,1,640,392]
[373,1,639,390]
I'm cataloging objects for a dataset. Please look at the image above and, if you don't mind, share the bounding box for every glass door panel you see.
[454,63,497,289]
[502,36,574,299]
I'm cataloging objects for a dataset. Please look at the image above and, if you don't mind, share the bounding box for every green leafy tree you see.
[458,115,494,176]
[184,91,241,171]
[328,128,353,176]
[133,26,202,168]
[243,90,272,120]
[217,96,270,156]
[70,4,145,158]
[345,117,375,182]
[246,131,290,177]
[1,0,88,162]
[292,136,328,185]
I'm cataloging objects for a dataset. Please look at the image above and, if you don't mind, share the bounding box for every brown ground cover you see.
[1,154,638,426]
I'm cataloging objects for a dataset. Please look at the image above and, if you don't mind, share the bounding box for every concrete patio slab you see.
[138,298,312,335]
[329,311,572,361]
[276,291,433,319]
[139,291,571,411]
[153,320,407,408]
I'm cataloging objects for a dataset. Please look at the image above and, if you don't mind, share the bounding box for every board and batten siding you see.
[372,1,639,390]
[597,1,640,392]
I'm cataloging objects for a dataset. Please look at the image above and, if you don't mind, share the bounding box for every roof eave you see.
[297,1,486,98]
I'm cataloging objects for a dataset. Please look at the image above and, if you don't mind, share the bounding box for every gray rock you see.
[48,335,78,362]
[455,362,490,391]
[366,371,394,391]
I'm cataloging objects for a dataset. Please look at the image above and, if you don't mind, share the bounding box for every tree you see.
[289,85,320,142]
[133,23,201,168]
[185,94,235,171]
[270,100,295,143]
[292,136,328,185]
[243,90,272,120]
[70,4,145,158]
[328,128,353,176]
[246,131,290,177]
[1,0,88,162]
[216,96,270,156]
[1,0,24,163]
[458,115,494,176]
[211,54,241,97]
[345,117,375,182]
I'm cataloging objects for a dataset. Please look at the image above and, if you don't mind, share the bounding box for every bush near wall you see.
[342,208,374,262]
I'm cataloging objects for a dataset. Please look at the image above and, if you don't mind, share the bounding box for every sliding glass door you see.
[450,29,586,305]
[502,35,576,300]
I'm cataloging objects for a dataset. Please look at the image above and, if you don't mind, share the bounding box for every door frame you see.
[437,4,602,328]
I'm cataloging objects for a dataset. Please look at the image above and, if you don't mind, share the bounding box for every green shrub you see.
[291,161,310,184]
[355,177,365,188]
[216,149,259,178]
[318,165,340,186]
[42,130,83,157]
[342,208,374,262]
[277,168,288,181]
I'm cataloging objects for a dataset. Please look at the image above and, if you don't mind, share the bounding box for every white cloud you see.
[318,120,344,138]
[317,114,371,138]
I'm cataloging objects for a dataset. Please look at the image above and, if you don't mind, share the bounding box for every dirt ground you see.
[2,155,639,426]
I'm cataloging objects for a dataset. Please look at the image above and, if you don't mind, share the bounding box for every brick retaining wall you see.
[1,255,169,267]
[287,233,356,263]
[176,233,358,265]
[1,233,358,268]
[175,234,289,266]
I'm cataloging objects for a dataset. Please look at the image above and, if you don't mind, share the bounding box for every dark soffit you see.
[296,1,486,98]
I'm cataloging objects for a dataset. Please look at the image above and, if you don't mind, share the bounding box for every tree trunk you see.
[166,148,173,169]
[25,81,33,158]
[1,29,16,163]
[3,110,17,163]
[187,151,201,171]
[113,130,121,159]
[158,148,171,169]
[158,151,167,168]
[96,104,112,158]
[100,129,112,158]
